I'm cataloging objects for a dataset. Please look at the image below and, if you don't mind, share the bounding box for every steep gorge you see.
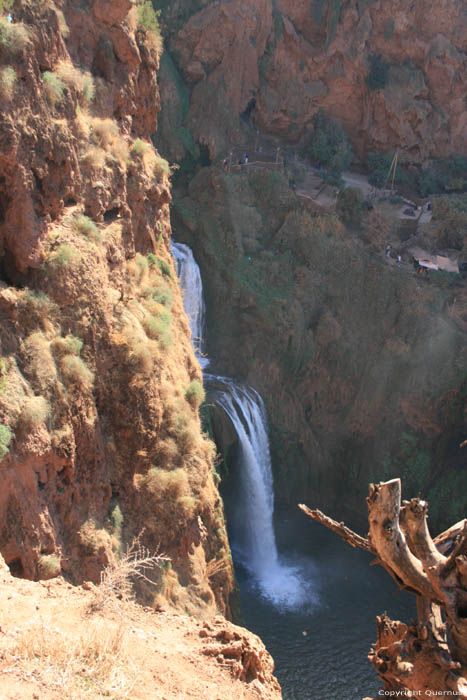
[154,0,467,530]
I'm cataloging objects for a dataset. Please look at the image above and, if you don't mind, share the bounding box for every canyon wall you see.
[156,0,467,164]
[0,0,235,617]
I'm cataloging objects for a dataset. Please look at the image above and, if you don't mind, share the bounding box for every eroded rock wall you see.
[157,0,467,163]
[0,0,234,617]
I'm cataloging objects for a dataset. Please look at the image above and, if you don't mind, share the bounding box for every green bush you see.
[131,138,152,157]
[47,243,81,270]
[366,54,390,90]
[0,16,29,56]
[74,214,101,242]
[0,0,13,15]
[42,71,66,106]
[148,254,172,278]
[306,110,352,174]
[368,151,407,188]
[185,379,205,408]
[142,311,173,348]
[0,424,13,459]
[337,187,363,227]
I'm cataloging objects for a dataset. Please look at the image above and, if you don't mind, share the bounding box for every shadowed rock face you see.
[0,0,235,618]
[157,0,467,163]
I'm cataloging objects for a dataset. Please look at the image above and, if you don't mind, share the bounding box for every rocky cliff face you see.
[156,0,467,163]
[0,0,235,617]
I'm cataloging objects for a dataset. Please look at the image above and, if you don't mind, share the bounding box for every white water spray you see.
[171,240,306,608]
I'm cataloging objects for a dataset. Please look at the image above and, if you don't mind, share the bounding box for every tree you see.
[337,187,363,227]
[300,479,467,697]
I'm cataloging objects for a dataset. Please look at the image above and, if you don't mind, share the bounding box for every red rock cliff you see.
[0,0,235,618]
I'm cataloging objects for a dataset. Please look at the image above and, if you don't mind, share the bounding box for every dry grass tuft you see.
[23,332,58,390]
[81,144,106,170]
[0,65,16,99]
[3,617,137,699]
[19,395,51,429]
[60,354,94,389]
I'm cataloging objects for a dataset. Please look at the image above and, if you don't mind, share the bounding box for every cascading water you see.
[170,242,208,367]
[171,240,306,609]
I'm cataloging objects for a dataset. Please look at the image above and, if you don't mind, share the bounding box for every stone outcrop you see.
[157,0,467,163]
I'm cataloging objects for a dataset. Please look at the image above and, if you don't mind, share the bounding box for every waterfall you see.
[171,242,208,367]
[171,240,306,609]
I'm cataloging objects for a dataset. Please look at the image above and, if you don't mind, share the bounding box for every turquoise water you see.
[235,508,416,700]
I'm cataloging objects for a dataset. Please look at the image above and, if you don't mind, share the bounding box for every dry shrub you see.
[155,437,180,467]
[56,60,85,92]
[153,155,170,180]
[81,144,106,170]
[0,16,30,56]
[89,533,169,613]
[37,553,61,579]
[19,395,51,429]
[91,117,118,149]
[2,618,136,699]
[51,334,83,358]
[74,213,101,242]
[143,466,189,498]
[0,65,15,99]
[60,354,94,389]
[113,323,159,375]
[56,8,70,38]
[21,290,57,330]
[129,138,162,176]
[74,106,91,141]
[206,554,229,580]
[23,332,57,389]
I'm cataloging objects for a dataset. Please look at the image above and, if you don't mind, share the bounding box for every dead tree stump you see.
[299,478,467,698]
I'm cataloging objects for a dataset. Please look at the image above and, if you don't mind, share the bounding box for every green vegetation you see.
[42,71,66,106]
[153,155,170,179]
[366,54,390,90]
[418,155,467,196]
[337,187,363,227]
[51,334,83,357]
[148,253,172,278]
[185,379,205,408]
[74,214,101,242]
[0,0,13,15]
[305,110,352,174]
[142,311,173,348]
[131,138,152,158]
[0,66,15,98]
[367,151,408,188]
[0,16,29,56]
[0,424,13,459]
[431,195,467,251]
[47,243,81,270]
